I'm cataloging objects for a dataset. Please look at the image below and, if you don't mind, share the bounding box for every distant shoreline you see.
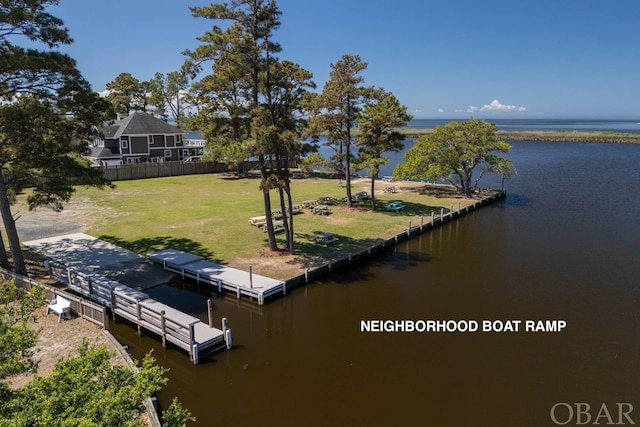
[398,128,640,144]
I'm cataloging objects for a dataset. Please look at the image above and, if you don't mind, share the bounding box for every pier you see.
[24,233,230,363]
[148,248,287,305]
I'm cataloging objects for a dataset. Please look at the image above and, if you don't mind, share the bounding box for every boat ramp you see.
[148,248,287,305]
[24,233,230,364]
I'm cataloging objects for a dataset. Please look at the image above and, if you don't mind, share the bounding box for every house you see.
[183,130,206,161]
[87,112,202,166]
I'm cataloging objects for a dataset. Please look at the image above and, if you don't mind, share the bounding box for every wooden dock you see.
[23,234,230,364]
[47,261,229,364]
[148,249,287,305]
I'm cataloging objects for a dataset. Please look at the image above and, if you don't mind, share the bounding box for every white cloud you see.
[413,109,422,114]
[466,106,479,113]
[98,89,111,98]
[479,99,527,112]
[437,108,444,113]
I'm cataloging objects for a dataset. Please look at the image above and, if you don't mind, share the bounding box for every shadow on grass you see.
[99,235,220,262]
[354,199,446,217]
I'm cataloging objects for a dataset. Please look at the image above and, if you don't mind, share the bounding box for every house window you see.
[121,139,128,149]
[164,150,172,159]
[148,135,154,145]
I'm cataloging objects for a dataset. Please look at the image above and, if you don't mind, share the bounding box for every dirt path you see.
[7,304,127,390]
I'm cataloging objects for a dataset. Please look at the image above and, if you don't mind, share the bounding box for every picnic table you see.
[248,216,267,227]
[312,204,332,215]
[383,186,397,194]
[290,204,304,214]
[385,201,405,212]
[314,232,339,246]
[303,199,318,208]
[263,220,285,233]
[317,196,333,205]
[355,191,370,200]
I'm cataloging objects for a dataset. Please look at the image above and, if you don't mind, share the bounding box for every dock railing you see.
[1,266,109,329]
[45,261,228,363]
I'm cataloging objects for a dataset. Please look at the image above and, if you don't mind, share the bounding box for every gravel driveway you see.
[14,197,95,242]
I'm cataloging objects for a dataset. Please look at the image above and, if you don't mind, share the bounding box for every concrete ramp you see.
[24,233,172,290]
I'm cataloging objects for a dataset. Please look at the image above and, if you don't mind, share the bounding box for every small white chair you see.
[47,296,71,322]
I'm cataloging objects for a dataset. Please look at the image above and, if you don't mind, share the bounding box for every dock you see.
[148,248,287,305]
[24,233,230,363]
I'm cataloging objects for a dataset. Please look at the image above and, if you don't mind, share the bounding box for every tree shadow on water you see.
[99,235,219,262]
[287,230,432,285]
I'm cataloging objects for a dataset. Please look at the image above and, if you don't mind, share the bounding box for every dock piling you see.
[160,310,166,347]
[207,299,213,327]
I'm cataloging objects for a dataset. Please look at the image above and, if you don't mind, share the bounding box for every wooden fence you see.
[98,159,297,182]
[99,161,228,181]
[0,267,109,329]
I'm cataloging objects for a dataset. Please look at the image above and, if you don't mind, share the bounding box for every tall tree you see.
[105,72,147,116]
[355,90,412,209]
[394,119,512,197]
[185,0,313,252]
[149,71,190,128]
[0,0,113,275]
[308,54,372,207]
[260,60,315,253]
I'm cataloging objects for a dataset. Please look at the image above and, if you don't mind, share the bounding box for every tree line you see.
[1,0,513,424]
[1,0,513,274]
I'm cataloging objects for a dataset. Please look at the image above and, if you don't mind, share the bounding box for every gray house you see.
[87,112,197,166]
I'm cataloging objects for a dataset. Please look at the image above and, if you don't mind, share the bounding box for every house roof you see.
[98,112,182,139]
[88,146,120,159]
[183,130,204,140]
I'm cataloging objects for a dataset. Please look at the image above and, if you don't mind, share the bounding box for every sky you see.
[39,0,640,119]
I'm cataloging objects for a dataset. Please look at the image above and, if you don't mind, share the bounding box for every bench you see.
[47,295,71,322]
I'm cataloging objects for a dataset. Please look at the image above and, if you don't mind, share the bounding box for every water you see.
[317,118,640,179]
[110,139,640,426]
[407,118,640,134]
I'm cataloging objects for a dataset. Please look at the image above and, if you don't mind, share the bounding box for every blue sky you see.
[45,0,640,118]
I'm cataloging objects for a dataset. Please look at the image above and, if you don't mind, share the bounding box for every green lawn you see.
[22,174,486,280]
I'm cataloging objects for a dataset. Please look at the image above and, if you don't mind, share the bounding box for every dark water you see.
[111,140,640,426]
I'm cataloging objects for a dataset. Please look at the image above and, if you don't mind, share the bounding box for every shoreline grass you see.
[391,127,640,143]
[18,174,492,280]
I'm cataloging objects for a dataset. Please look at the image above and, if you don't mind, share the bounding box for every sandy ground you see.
[14,196,95,242]
[7,304,127,390]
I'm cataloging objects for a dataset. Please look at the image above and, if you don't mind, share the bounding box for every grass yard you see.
[19,174,488,280]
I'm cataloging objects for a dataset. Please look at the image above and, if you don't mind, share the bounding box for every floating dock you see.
[24,233,230,363]
[148,248,287,305]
